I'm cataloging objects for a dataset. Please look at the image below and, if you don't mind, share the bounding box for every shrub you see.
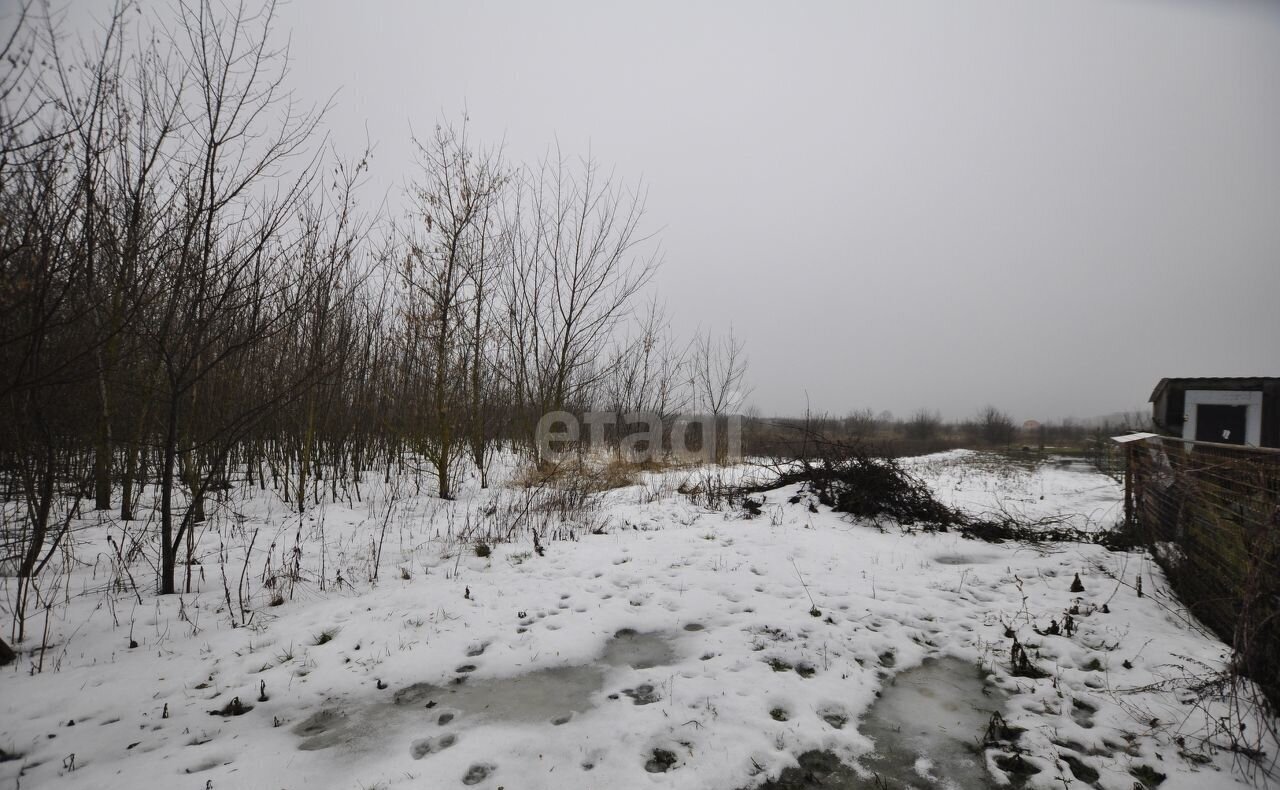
[903,409,942,441]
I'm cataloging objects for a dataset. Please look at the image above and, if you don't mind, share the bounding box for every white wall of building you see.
[1181,389,1263,446]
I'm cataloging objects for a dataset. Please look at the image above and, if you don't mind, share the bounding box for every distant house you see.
[1149,377,1280,448]
[1022,419,1041,432]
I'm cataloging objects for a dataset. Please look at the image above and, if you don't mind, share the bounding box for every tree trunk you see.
[160,397,179,595]
[298,396,315,513]
[119,445,136,521]
[93,402,111,510]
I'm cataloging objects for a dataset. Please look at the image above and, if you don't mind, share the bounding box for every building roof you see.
[1149,377,1280,403]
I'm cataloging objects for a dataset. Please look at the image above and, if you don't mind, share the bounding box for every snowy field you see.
[2,452,1275,789]
[904,450,1124,532]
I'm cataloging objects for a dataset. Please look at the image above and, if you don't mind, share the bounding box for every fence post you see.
[1123,443,1134,532]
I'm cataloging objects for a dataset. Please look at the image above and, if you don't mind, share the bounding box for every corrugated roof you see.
[1149,377,1280,403]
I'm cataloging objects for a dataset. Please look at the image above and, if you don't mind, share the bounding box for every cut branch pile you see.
[736,432,1129,547]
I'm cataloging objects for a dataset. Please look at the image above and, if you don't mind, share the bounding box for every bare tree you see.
[146,0,326,594]
[903,408,942,441]
[0,5,113,639]
[0,1,65,177]
[976,405,1015,446]
[600,298,690,459]
[0,132,92,638]
[843,408,878,439]
[402,120,506,498]
[290,150,377,511]
[501,149,659,449]
[691,326,750,463]
[47,3,131,511]
[105,23,189,521]
[461,191,505,488]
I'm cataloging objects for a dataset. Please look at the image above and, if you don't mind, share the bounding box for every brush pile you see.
[750,451,959,527]
[737,434,1127,546]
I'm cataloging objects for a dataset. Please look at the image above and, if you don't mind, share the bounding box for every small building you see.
[1149,377,1280,448]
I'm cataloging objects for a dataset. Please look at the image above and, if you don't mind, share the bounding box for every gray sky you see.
[57,0,1280,420]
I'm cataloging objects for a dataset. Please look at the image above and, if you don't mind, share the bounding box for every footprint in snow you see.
[620,684,661,705]
[184,754,234,774]
[461,763,494,785]
[819,707,849,729]
[410,733,457,759]
[644,748,679,773]
[1070,697,1097,729]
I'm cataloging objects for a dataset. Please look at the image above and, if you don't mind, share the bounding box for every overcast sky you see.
[51,0,1280,421]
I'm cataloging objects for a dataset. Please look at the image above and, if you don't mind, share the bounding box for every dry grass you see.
[514,452,689,494]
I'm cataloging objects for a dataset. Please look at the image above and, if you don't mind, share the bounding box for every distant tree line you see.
[742,406,1151,458]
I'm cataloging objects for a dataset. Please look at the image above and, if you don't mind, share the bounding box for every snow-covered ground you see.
[1,452,1274,789]
[904,449,1124,532]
